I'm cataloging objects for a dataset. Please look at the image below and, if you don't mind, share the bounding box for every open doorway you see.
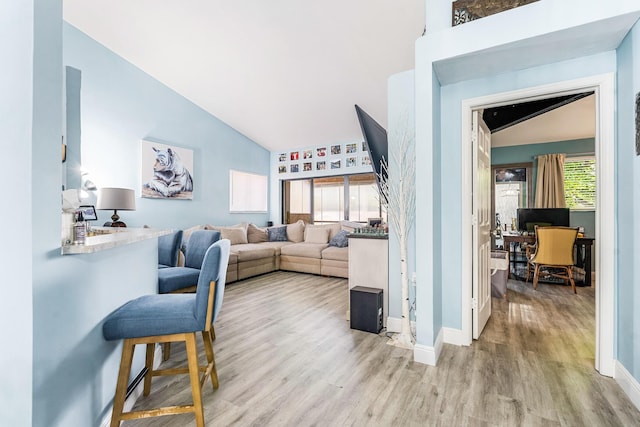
[461,74,615,377]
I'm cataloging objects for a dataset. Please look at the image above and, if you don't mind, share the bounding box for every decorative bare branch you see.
[377,116,416,348]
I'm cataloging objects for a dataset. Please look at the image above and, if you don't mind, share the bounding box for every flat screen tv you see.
[517,208,570,232]
[355,105,388,202]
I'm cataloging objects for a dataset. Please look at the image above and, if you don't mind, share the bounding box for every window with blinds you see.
[564,156,596,210]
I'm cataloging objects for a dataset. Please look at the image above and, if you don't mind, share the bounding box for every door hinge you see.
[472,298,478,310]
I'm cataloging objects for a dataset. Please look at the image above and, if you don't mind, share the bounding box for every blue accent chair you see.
[103,239,231,427]
[158,230,221,293]
[158,230,183,268]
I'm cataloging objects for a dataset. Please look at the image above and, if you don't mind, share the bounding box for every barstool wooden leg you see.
[185,333,205,427]
[201,330,218,389]
[111,339,135,427]
[143,343,155,396]
[163,342,171,361]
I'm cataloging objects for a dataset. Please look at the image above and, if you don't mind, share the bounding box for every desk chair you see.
[158,230,183,268]
[526,226,579,293]
[103,239,231,427]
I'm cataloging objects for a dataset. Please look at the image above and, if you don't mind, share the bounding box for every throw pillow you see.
[305,227,330,244]
[220,227,248,245]
[205,225,248,245]
[286,220,305,243]
[268,225,288,242]
[247,223,268,243]
[329,229,349,248]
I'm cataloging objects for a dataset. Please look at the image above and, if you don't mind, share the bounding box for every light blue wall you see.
[438,52,617,331]
[64,23,271,230]
[492,138,597,240]
[616,20,640,382]
[1,1,34,425]
[1,9,272,426]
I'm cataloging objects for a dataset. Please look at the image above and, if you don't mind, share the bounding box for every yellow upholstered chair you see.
[526,226,579,293]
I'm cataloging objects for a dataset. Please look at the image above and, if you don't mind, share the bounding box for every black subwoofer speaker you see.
[350,286,383,334]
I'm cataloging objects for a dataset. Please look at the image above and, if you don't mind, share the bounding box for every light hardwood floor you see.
[121,272,640,426]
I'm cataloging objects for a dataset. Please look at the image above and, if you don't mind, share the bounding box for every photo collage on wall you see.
[278,141,371,175]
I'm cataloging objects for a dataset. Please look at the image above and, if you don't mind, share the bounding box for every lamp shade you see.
[96,188,136,211]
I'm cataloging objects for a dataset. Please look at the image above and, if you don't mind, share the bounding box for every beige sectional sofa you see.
[181,221,350,283]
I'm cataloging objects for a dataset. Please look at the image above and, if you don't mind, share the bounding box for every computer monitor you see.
[517,208,570,232]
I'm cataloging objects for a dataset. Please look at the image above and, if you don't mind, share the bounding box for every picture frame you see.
[141,140,194,200]
[331,144,341,155]
[636,92,640,156]
[79,205,98,221]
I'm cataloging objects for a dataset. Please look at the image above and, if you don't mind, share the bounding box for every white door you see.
[472,110,492,339]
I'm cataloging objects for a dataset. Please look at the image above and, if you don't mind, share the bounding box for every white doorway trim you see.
[459,74,615,377]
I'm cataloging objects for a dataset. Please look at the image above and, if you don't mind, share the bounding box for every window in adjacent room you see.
[564,156,596,210]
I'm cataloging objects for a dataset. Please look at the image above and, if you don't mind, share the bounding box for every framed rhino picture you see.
[141,140,194,200]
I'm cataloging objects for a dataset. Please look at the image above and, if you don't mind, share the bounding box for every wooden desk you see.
[502,234,595,286]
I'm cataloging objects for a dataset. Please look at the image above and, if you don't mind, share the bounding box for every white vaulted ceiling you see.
[63,0,425,152]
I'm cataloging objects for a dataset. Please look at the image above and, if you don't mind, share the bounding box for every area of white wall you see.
[64,23,271,230]
[1,2,34,425]
[616,19,640,383]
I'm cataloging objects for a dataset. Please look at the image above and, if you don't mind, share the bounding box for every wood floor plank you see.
[119,272,640,426]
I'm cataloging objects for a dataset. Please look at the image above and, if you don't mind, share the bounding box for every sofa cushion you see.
[268,225,288,242]
[228,252,238,264]
[256,241,294,256]
[305,223,341,241]
[322,246,348,261]
[281,242,328,259]
[329,229,349,247]
[247,223,268,243]
[231,244,276,261]
[305,226,330,244]
[286,220,306,243]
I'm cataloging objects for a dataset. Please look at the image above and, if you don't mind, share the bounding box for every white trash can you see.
[490,250,509,299]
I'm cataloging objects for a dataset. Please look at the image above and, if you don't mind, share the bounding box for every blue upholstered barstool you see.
[158,229,183,268]
[159,229,221,360]
[103,239,231,427]
[158,229,221,293]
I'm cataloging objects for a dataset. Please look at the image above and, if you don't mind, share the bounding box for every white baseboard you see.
[442,327,465,346]
[386,316,416,334]
[386,316,401,333]
[615,360,640,411]
[99,344,163,427]
[413,328,443,366]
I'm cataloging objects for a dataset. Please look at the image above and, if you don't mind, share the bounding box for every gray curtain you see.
[535,153,566,208]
